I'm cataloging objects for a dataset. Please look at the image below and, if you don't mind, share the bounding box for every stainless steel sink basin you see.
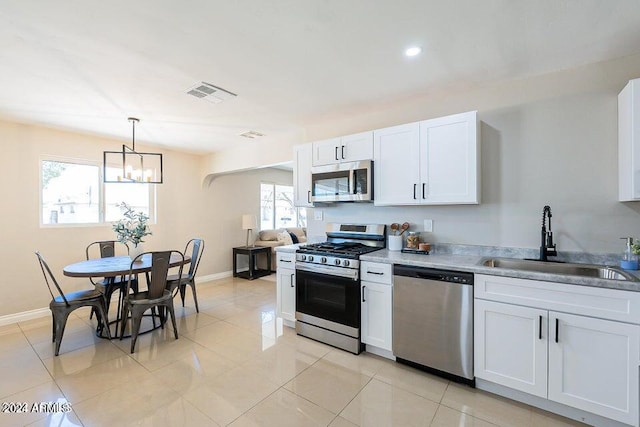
[481,258,639,281]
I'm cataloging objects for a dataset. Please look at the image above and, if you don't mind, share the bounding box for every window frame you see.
[39,155,156,228]
[259,181,306,230]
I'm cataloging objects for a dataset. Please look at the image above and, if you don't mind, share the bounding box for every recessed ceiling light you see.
[405,46,422,57]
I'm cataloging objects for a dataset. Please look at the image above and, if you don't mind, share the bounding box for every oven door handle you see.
[295,263,359,280]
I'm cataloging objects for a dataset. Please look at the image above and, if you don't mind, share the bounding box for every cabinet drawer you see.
[276,252,295,268]
[361,262,392,285]
[475,274,640,324]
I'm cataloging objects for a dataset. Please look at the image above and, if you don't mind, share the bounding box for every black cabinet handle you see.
[413,184,417,199]
[341,145,345,159]
[367,271,384,275]
[362,286,366,302]
[335,146,339,161]
[555,318,559,343]
[290,273,294,287]
[539,315,543,340]
[422,183,426,199]
[307,190,311,204]
[279,259,291,263]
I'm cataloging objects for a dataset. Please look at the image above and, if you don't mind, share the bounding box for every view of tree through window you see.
[260,183,306,230]
[41,160,153,225]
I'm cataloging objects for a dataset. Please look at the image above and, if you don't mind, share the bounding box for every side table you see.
[233,246,272,280]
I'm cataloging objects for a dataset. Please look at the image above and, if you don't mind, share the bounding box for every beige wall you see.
[0,121,292,317]
[202,168,294,273]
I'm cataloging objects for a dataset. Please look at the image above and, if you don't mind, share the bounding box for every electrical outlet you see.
[424,219,433,232]
[314,210,323,221]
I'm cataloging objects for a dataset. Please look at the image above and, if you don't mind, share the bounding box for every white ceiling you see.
[1,1,640,154]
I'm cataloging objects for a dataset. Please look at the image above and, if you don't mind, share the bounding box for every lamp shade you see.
[242,214,257,230]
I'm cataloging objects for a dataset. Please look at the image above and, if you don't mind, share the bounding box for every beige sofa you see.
[254,227,307,271]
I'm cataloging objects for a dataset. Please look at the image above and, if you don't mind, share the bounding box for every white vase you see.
[130,244,144,262]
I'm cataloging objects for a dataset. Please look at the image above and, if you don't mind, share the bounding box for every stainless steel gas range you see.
[295,223,386,354]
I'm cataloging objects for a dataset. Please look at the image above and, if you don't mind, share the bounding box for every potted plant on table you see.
[112,202,152,262]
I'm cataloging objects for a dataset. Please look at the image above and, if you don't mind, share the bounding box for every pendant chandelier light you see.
[103,117,163,183]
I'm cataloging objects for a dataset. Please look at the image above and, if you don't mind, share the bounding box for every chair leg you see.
[94,302,112,340]
[129,306,145,353]
[120,303,130,340]
[51,312,56,342]
[166,302,179,340]
[51,309,71,356]
[179,284,186,307]
[189,280,200,313]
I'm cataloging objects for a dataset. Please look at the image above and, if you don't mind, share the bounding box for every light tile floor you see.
[0,275,589,426]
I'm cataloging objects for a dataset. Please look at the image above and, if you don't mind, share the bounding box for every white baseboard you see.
[0,271,234,327]
[198,270,233,283]
[0,308,50,327]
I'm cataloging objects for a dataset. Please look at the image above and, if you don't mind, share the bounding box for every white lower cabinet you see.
[276,253,296,325]
[361,281,392,351]
[360,261,393,352]
[475,299,548,398]
[474,274,640,426]
[548,312,639,426]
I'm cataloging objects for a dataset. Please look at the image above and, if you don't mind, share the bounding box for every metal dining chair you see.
[85,241,135,333]
[36,252,111,356]
[120,251,183,353]
[167,238,205,312]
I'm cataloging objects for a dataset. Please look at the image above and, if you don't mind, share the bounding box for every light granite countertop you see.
[275,243,640,292]
[361,249,640,292]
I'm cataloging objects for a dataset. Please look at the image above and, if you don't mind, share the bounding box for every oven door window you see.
[312,171,350,197]
[296,269,360,328]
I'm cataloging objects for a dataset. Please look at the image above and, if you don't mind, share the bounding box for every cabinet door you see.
[361,281,392,351]
[276,267,296,322]
[312,137,341,166]
[373,122,420,206]
[474,299,548,398]
[341,131,373,162]
[548,312,639,426]
[294,143,313,207]
[419,111,479,204]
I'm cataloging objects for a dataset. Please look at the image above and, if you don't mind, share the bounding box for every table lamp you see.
[242,214,258,247]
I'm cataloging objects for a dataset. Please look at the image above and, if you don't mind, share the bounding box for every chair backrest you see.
[35,252,68,306]
[86,240,129,260]
[129,251,184,300]
[184,238,205,278]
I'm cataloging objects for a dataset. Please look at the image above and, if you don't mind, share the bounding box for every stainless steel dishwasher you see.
[393,264,474,384]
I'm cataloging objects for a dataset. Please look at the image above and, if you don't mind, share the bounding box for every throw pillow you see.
[288,231,299,244]
[277,231,293,246]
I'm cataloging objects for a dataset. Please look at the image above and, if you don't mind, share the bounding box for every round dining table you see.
[63,253,190,278]
[63,253,191,339]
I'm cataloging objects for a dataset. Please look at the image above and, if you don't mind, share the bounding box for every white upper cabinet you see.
[419,111,480,204]
[374,111,479,206]
[618,78,640,201]
[373,122,421,205]
[312,131,373,166]
[293,143,313,207]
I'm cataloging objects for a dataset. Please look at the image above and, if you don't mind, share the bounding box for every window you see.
[41,159,153,226]
[260,183,306,230]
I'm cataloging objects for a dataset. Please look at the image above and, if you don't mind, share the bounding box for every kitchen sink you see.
[480,258,639,281]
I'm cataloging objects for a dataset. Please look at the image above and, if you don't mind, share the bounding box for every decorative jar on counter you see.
[406,232,420,249]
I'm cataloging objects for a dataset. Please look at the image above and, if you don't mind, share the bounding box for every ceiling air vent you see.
[186,82,237,104]
[239,131,265,139]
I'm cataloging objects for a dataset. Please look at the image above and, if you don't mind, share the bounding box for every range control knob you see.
[300,255,307,261]
[321,257,327,264]
[308,256,314,262]
[334,259,341,266]
[343,260,350,267]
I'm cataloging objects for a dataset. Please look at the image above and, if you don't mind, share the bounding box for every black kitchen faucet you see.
[540,205,558,261]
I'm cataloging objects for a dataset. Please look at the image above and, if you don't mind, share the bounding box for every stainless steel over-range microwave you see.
[310,160,373,203]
